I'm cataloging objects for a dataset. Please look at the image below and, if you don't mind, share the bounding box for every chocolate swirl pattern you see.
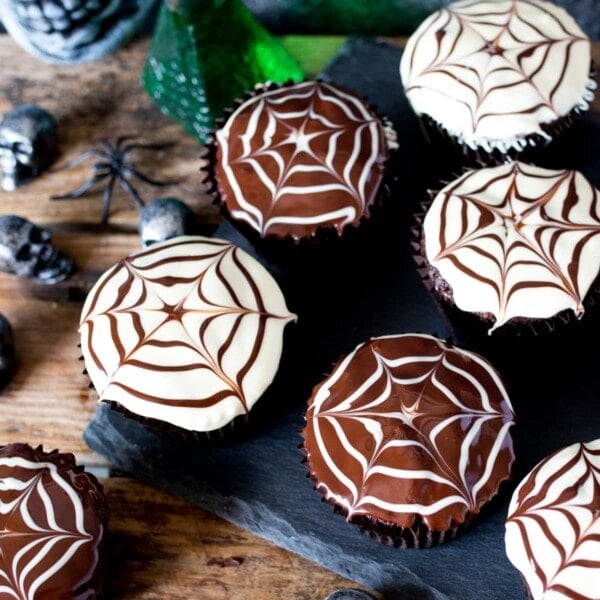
[400,0,596,151]
[214,81,391,240]
[0,444,105,600]
[505,439,600,599]
[423,162,600,333]
[303,334,515,538]
[79,236,297,432]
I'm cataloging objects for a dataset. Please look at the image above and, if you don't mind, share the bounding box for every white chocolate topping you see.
[423,162,600,332]
[505,439,600,599]
[400,0,596,152]
[79,236,297,432]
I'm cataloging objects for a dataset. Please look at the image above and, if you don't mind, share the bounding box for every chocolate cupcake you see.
[203,79,397,262]
[413,161,600,336]
[301,333,515,548]
[505,439,600,599]
[79,235,297,444]
[0,442,109,598]
[400,0,597,163]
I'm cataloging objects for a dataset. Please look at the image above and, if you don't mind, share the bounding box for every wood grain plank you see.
[0,33,378,599]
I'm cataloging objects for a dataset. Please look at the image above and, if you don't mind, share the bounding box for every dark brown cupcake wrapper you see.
[201,78,398,267]
[102,399,251,448]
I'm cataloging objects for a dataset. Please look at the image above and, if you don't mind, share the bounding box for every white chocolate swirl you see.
[214,81,390,240]
[0,446,103,600]
[303,334,515,534]
[423,162,600,333]
[400,0,596,152]
[505,439,600,599]
[79,236,297,432]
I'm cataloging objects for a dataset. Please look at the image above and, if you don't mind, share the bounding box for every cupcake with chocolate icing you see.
[400,0,597,163]
[413,161,600,336]
[301,333,515,548]
[203,79,397,262]
[505,439,600,599]
[0,442,109,598]
[79,235,297,444]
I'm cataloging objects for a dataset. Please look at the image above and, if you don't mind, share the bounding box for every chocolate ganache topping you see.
[422,162,600,333]
[213,80,393,240]
[0,443,107,600]
[505,439,600,599]
[400,0,596,152]
[79,236,297,432]
[302,334,515,536]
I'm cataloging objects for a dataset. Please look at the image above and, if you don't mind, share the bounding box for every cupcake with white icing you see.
[202,79,398,263]
[505,439,600,599]
[79,235,297,444]
[413,161,600,336]
[400,0,597,162]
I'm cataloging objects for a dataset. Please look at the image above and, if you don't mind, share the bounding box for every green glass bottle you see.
[141,0,306,143]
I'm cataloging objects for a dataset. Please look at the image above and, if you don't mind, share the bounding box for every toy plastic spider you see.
[51,136,179,224]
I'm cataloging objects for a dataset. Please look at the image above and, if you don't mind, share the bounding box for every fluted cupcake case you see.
[202,79,398,265]
[412,161,600,338]
[400,0,597,165]
[301,333,515,548]
[0,442,109,599]
[79,235,297,445]
[505,439,600,599]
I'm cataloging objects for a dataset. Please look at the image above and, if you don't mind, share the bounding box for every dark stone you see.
[85,38,600,600]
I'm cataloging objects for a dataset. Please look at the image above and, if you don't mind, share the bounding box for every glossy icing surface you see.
[423,162,600,333]
[80,236,297,432]
[505,439,600,599]
[400,0,596,152]
[303,334,515,533]
[214,80,391,240]
[0,443,106,600]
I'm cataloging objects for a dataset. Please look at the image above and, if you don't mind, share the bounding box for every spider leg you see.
[50,173,109,200]
[100,174,117,225]
[123,165,179,187]
[114,135,137,151]
[117,174,145,208]
[49,150,108,172]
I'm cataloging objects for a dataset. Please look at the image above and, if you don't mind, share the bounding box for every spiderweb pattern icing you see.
[304,334,515,532]
[505,440,600,599]
[0,452,100,600]
[215,81,388,238]
[423,162,600,332]
[80,236,296,432]
[400,0,595,151]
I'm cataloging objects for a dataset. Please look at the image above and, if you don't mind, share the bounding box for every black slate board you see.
[85,38,600,600]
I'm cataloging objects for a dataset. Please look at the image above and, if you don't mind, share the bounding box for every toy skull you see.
[0,104,58,191]
[138,197,195,247]
[0,215,73,284]
[0,0,160,64]
[0,314,16,390]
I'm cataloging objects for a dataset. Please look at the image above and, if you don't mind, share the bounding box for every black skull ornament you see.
[0,104,58,191]
[0,314,16,390]
[0,215,73,284]
[0,0,160,64]
[138,197,195,247]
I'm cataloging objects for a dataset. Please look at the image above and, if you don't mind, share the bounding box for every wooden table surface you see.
[0,30,598,600]
[0,32,378,600]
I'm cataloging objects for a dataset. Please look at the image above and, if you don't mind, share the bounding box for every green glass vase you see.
[141,0,306,143]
